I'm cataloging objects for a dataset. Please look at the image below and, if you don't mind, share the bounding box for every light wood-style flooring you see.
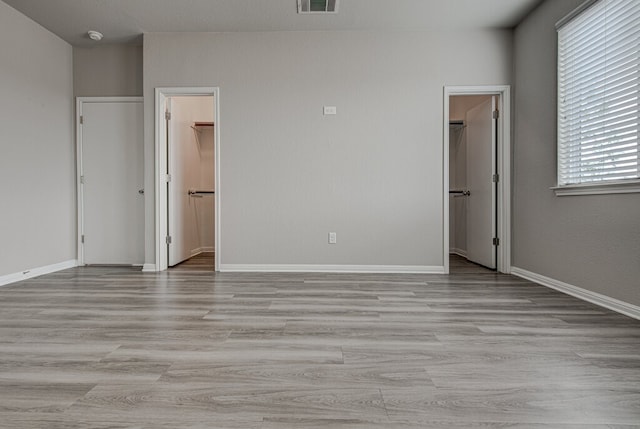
[170,252,215,272]
[0,255,639,428]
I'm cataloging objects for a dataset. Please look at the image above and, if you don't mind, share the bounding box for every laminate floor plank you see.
[66,383,387,424]
[170,253,215,272]
[381,386,640,425]
[0,256,638,427]
[262,418,639,429]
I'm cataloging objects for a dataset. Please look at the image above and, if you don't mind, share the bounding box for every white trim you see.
[552,180,640,196]
[443,85,511,275]
[511,267,640,321]
[76,97,144,266]
[154,90,166,272]
[449,248,468,258]
[154,88,221,273]
[142,263,157,272]
[190,247,215,257]
[443,92,450,275]
[76,98,84,264]
[219,264,444,274]
[0,260,78,287]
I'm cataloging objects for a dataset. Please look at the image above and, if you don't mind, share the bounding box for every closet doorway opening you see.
[443,86,511,274]
[155,88,220,272]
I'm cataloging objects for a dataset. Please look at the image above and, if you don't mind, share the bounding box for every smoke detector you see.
[297,0,339,14]
[87,30,103,41]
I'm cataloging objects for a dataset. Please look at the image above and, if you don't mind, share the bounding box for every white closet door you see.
[81,100,144,265]
[465,97,496,269]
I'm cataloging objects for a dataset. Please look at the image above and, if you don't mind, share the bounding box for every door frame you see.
[76,96,144,265]
[443,85,511,274]
[154,87,221,272]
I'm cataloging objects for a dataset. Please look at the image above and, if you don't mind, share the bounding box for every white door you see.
[80,99,144,265]
[465,97,496,269]
[167,99,191,266]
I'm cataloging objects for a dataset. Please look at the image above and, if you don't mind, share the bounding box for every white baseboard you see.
[449,248,468,258]
[191,247,215,257]
[0,259,78,287]
[142,263,157,272]
[219,264,445,274]
[511,267,640,321]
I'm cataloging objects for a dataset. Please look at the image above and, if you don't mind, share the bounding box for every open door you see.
[465,97,496,269]
[167,97,193,267]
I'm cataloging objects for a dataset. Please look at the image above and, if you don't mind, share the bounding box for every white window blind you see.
[557,0,640,186]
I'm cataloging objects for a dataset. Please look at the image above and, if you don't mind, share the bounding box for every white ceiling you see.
[3,0,543,47]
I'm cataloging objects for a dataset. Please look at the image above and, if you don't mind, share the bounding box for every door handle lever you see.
[138,189,144,194]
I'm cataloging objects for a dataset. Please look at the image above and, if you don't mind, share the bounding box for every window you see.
[556,0,640,192]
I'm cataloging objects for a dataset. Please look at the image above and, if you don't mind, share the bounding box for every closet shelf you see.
[191,122,214,133]
[449,120,466,130]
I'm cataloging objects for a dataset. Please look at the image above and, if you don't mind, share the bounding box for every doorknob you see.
[138,189,144,194]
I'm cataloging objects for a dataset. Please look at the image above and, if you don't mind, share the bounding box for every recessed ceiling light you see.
[87,30,103,41]
[297,0,339,14]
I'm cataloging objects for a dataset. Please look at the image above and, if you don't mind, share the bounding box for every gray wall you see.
[73,45,143,97]
[0,1,75,276]
[144,30,512,268]
[513,0,640,306]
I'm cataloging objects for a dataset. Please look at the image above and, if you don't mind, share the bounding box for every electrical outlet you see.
[328,232,337,244]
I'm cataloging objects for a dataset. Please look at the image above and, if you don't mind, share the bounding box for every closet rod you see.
[188,190,215,196]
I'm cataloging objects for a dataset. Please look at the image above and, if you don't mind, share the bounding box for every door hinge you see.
[165,111,171,120]
[80,175,84,184]
[81,235,85,244]
[166,174,172,183]
[166,236,172,245]
[493,110,499,119]
[492,174,500,183]
[80,115,84,124]
[493,237,500,246]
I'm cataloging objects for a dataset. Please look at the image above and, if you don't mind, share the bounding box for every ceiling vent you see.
[297,0,339,14]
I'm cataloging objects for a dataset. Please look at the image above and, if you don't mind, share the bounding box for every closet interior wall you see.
[169,96,215,264]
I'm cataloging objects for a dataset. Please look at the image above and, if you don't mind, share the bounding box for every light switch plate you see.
[323,106,337,115]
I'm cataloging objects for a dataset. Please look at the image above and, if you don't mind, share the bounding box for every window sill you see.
[551,180,640,196]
